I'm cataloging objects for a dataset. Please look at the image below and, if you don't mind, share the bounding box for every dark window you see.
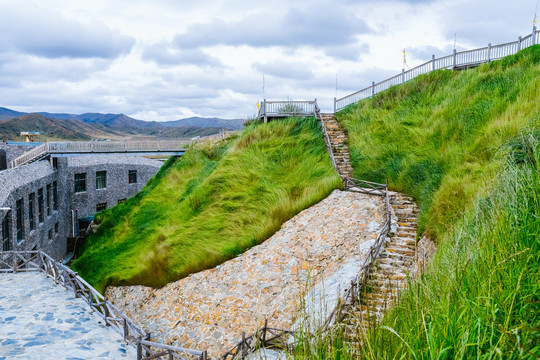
[52,157,58,169]
[48,229,53,240]
[55,222,59,234]
[16,199,24,242]
[75,173,86,193]
[128,170,137,184]
[96,171,107,189]
[118,198,127,204]
[2,211,11,251]
[29,193,35,231]
[38,188,44,223]
[46,184,51,216]
[96,203,107,212]
[53,181,58,210]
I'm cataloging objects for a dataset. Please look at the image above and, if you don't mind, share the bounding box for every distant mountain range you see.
[0,107,243,141]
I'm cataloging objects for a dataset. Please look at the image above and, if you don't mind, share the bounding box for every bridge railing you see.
[0,250,207,360]
[9,143,48,168]
[257,99,318,122]
[46,139,190,153]
[335,27,539,112]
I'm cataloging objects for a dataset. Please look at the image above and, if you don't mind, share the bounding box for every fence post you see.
[263,99,267,124]
[137,339,142,360]
[453,49,457,68]
[533,26,537,45]
[371,81,375,97]
[487,43,492,62]
[123,318,128,343]
[104,299,110,326]
[432,54,435,71]
[202,350,208,360]
[401,68,405,84]
[518,36,522,51]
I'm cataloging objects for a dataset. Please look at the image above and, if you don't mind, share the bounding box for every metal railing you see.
[0,251,207,360]
[257,99,318,122]
[9,130,238,168]
[335,27,540,112]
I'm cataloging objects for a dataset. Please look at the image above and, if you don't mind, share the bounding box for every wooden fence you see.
[0,250,207,360]
[322,178,391,330]
[335,26,540,112]
[257,99,318,123]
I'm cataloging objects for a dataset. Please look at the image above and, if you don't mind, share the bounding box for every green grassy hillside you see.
[295,46,539,358]
[72,117,341,292]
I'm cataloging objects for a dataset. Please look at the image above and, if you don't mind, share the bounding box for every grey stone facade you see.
[0,155,163,261]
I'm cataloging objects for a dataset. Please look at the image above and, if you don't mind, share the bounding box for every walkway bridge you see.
[9,130,236,168]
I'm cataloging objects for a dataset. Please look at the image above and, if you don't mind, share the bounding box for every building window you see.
[28,193,35,231]
[38,188,44,223]
[128,170,137,184]
[16,199,24,242]
[48,229,53,240]
[55,222,59,234]
[118,198,127,204]
[96,171,107,189]
[53,181,58,210]
[96,203,107,212]
[74,173,86,193]
[52,157,58,169]
[2,212,11,251]
[46,184,51,216]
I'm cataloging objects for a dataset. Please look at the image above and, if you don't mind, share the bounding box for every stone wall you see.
[106,190,386,357]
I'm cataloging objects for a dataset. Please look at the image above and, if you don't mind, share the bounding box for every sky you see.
[0,0,537,121]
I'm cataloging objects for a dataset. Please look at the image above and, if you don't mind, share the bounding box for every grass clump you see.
[72,117,341,293]
[337,45,540,239]
[289,46,539,359]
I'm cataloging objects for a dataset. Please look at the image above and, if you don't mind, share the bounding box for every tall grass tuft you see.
[72,117,342,293]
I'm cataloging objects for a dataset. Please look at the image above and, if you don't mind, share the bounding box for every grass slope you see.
[294,45,539,358]
[72,117,342,292]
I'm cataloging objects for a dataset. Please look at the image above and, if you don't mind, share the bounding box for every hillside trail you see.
[320,113,424,338]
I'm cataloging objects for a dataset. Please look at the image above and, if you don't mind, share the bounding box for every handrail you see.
[315,109,338,171]
[257,99,318,122]
[335,27,539,112]
[321,178,391,330]
[9,143,48,168]
[0,250,206,360]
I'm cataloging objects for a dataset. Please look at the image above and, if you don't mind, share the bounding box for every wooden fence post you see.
[137,340,142,360]
[453,49,457,68]
[371,81,375,97]
[487,43,492,62]
[123,319,128,343]
[432,54,435,71]
[518,36,522,51]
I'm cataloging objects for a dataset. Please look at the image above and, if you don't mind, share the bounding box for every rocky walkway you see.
[321,113,353,178]
[0,272,135,360]
[106,190,386,357]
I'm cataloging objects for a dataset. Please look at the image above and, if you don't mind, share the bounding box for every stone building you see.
[0,154,163,260]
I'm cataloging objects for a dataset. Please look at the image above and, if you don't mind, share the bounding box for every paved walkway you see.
[0,272,136,360]
[107,190,386,357]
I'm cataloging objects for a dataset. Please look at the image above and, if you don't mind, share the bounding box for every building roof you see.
[0,161,54,205]
[66,155,163,168]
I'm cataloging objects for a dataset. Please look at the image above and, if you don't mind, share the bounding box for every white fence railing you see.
[335,27,539,112]
[257,99,318,122]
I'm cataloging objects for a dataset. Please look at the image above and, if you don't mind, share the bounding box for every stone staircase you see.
[320,113,354,178]
[344,192,418,332]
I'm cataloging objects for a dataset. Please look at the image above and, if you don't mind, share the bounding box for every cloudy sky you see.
[0,0,537,121]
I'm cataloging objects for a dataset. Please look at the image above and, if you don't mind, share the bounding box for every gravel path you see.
[107,190,385,357]
[0,272,136,360]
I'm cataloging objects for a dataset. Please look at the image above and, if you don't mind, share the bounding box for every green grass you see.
[72,117,342,293]
[338,45,540,239]
[291,46,540,358]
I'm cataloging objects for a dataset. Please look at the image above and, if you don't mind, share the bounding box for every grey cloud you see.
[253,60,314,80]
[142,43,223,67]
[0,7,135,59]
[173,4,371,49]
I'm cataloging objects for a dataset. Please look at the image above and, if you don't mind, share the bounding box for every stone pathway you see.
[106,190,386,357]
[0,272,136,360]
[321,113,354,178]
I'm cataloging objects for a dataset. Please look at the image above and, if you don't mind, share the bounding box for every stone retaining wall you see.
[107,190,385,357]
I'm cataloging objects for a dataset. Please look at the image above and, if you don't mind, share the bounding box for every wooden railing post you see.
[518,36,522,51]
[137,339,142,360]
[202,350,208,360]
[432,54,435,71]
[123,318,129,342]
[487,43,492,62]
[371,81,375,97]
[453,49,457,68]
[263,99,267,124]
